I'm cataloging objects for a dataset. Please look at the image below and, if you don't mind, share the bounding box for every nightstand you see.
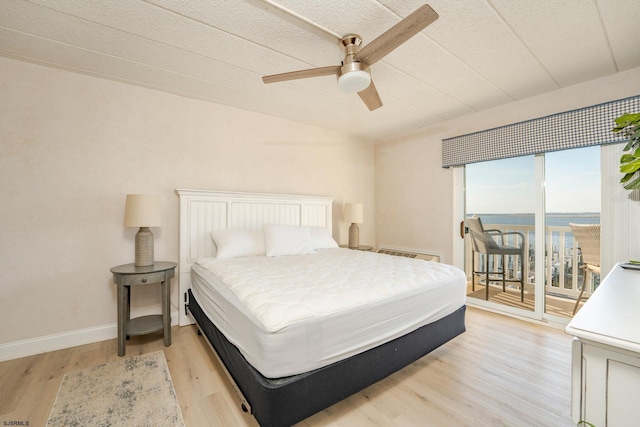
[110,261,176,356]
[340,245,373,251]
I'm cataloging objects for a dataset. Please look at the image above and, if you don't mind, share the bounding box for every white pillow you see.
[264,224,315,257]
[210,229,265,259]
[309,226,338,249]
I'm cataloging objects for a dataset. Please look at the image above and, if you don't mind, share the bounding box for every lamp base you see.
[348,223,360,249]
[135,227,154,267]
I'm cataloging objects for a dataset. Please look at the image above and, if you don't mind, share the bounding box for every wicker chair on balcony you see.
[466,216,526,302]
[569,223,601,315]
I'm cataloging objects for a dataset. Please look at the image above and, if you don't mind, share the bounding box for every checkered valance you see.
[442,95,640,168]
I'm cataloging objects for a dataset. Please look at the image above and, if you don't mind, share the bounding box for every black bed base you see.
[187,289,466,427]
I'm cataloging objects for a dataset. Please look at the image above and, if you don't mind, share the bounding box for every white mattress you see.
[191,248,466,378]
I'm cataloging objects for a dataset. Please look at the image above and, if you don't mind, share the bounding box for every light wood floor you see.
[0,307,575,426]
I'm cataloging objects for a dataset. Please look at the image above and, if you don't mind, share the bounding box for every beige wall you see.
[3,52,640,357]
[376,66,640,264]
[0,57,375,348]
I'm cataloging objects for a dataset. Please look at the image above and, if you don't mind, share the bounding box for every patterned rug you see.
[47,351,185,427]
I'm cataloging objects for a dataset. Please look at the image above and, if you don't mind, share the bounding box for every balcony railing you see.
[465,223,597,299]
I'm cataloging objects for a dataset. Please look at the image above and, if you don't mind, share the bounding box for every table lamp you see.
[344,202,363,249]
[124,194,161,267]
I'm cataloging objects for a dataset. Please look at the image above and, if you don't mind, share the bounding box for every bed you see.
[176,189,467,426]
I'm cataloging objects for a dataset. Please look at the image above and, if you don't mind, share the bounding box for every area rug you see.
[47,351,185,426]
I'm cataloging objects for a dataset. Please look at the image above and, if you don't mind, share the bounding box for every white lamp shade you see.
[124,194,161,227]
[337,70,371,93]
[344,203,364,224]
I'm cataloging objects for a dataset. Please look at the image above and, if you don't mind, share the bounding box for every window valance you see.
[442,95,640,168]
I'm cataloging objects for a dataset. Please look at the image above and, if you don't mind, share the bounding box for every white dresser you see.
[565,263,640,426]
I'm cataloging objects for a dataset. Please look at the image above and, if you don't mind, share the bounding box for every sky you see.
[466,146,601,214]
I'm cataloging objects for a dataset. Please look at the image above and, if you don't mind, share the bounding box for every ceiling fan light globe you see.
[337,70,371,93]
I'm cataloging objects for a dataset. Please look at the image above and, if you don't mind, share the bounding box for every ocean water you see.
[470,213,600,227]
[468,212,600,252]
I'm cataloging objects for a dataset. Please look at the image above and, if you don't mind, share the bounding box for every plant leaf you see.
[614,112,640,191]
[621,153,636,163]
[624,175,640,190]
[621,172,634,183]
[620,158,640,174]
[615,112,640,125]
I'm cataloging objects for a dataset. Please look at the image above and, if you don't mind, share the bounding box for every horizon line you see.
[468,212,600,215]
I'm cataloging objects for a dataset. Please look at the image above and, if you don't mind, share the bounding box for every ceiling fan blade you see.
[354,4,438,66]
[262,65,341,84]
[358,80,383,111]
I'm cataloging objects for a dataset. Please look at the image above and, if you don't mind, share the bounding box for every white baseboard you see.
[0,309,180,362]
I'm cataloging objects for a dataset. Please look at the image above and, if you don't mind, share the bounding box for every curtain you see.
[442,95,640,168]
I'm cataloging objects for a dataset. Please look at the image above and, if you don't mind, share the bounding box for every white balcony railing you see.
[464,224,596,299]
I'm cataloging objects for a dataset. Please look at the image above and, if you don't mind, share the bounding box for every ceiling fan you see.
[262,4,439,111]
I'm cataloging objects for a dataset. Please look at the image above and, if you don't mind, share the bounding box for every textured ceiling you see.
[1,0,639,141]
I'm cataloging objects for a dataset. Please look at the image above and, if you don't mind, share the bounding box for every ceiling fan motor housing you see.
[338,34,371,92]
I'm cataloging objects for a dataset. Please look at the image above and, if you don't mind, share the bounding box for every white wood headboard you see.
[175,189,334,325]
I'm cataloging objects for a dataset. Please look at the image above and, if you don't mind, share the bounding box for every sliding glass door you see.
[465,155,536,315]
[544,147,600,320]
[463,147,600,321]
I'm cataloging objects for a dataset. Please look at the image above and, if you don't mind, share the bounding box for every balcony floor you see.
[467,283,580,318]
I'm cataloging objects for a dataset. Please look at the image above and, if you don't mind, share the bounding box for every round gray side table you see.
[110,261,176,356]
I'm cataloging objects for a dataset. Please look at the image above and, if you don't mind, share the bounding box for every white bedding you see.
[191,248,466,378]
